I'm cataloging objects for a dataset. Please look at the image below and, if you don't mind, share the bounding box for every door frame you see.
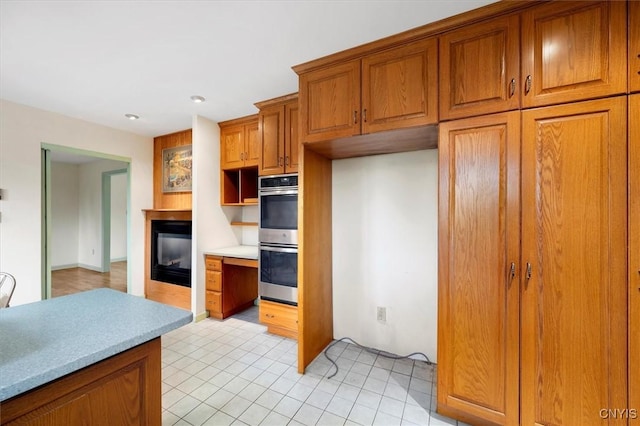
[41,144,131,298]
[101,168,128,274]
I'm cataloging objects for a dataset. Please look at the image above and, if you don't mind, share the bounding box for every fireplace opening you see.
[151,220,192,287]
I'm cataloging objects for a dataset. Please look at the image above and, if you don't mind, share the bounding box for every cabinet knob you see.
[524,75,532,95]
[509,78,516,98]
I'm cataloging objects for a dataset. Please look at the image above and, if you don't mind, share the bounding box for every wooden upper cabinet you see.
[299,38,438,143]
[521,1,627,108]
[299,60,360,143]
[520,97,628,426]
[437,111,520,426]
[286,102,300,173]
[219,115,259,170]
[245,121,259,167]
[361,37,438,133]
[439,14,520,120]
[256,94,299,176]
[630,0,640,93]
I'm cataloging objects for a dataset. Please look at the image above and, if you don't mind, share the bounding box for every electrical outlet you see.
[377,306,386,322]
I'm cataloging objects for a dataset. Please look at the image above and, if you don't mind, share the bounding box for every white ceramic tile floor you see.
[161,306,466,426]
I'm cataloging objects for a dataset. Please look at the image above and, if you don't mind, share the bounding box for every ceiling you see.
[1,0,494,138]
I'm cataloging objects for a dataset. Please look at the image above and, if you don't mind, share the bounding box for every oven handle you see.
[260,245,298,254]
[258,189,298,196]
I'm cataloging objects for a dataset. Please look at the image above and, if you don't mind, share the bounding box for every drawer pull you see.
[265,314,275,318]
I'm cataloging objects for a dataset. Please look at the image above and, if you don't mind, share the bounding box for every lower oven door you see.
[259,244,298,305]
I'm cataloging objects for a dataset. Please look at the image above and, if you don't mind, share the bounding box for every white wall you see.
[191,115,240,319]
[51,162,80,268]
[77,159,129,270]
[332,149,439,362]
[110,172,127,261]
[0,99,153,305]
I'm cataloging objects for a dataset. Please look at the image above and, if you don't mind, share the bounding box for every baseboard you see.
[194,311,208,322]
[78,263,103,272]
[110,257,127,263]
[51,263,79,271]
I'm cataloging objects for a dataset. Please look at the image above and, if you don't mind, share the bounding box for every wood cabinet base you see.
[0,338,161,425]
[260,300,298,340]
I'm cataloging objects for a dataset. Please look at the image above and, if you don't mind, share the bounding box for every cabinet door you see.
[220,125,245,170]
[259,104,285,176]
[245,121,260,167]
[285,101,299,173]
[439,15,520,120]
[361,37,438,133]
[299,60,360,143]
[521,97,627,426]
[437,111,520,426]
[630,1,640,94]
[521,1,627,108]
[630,94,640,422]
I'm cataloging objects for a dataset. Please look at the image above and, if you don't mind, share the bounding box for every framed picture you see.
[162,145,192,193]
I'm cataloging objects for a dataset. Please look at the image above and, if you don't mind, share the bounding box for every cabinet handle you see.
[508,262,516,282]
[245,152,249,161]
[509,78,516,98]
[363,108,367,123]
[240,152,244,161]
[279,157,283,167]
[525,262,532,288]
[285,156,289,166]
[524,75,532,95]
[353,110,358,124]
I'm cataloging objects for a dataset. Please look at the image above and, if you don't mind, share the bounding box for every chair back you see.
[0,272,16,308]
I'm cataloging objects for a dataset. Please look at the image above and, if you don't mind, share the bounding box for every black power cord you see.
[323,337,434,379]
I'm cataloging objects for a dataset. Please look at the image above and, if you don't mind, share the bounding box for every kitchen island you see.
[0,288,192,424]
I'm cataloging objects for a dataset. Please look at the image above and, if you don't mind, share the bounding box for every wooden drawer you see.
[205,256,222,271]
[205,270,222,292]
[206,291,222,316]
[260,300,298,339]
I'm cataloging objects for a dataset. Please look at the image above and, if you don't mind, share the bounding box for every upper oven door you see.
[259,190,298,245]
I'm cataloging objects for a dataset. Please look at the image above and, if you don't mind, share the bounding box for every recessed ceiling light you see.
[190,95,206,103]
[125,114,139,120]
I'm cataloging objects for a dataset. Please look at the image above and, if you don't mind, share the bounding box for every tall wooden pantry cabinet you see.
[438,111,521,425]
[630,94,640,424]
[437,1,635,425]
[519,97,628,425]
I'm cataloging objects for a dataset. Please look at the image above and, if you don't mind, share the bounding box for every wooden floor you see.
[51,261,127,297]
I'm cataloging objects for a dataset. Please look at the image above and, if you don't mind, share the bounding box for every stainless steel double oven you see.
[258,174,298,305]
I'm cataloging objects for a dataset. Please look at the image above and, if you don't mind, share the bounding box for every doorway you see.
[42,145,131,298]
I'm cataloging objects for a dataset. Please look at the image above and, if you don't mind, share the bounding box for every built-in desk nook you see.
[204,246,258,320]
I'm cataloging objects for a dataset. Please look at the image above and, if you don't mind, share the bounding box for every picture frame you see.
[162,145,193,193]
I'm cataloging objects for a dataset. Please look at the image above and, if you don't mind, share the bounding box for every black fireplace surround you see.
[150,220,192,287]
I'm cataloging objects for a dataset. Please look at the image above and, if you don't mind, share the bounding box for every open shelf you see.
[221,167,258,206]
